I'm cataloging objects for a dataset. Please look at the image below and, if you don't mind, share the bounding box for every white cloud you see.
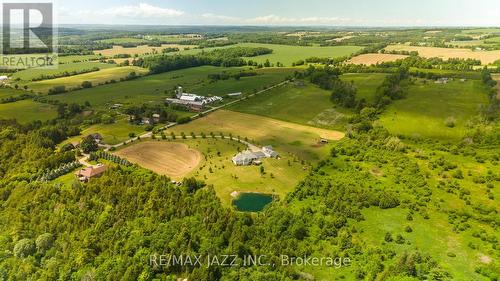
[58,3,184,24]
[245,14,355,25]
[202,13,239,23]
[95,3,184,18]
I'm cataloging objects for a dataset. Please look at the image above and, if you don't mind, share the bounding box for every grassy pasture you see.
[58,54,102,64]
[228,82,336,128]
[62,118,147,146]
[96,37,149,44]
[347,53,408,65]
[226,73,386,130]
[28,66,148,93]
[11,61,115,81]
[168,110,344,162]
[0,100,56,123]
[379,79,489,140]
[189,67,295,96]
[340,73,388,103]
[0,88,28,99]
[44,66,293,109]
[385,44,500,64]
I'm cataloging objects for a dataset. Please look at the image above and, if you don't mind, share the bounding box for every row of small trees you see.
[37,161,82,182]
[90,151,132,166]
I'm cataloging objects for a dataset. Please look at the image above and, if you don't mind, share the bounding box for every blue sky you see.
[53,0,500,26]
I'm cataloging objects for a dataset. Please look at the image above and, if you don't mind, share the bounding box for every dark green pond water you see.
[233,193,273,212]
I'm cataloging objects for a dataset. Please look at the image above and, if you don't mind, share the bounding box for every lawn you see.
[379,79,489,140]
[28,66,148,93]
[44,66,294,109]
[168,110,344,162]
[0,100,57,123]
[11,61,116,81]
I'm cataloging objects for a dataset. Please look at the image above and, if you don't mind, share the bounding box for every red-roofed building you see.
[75,164,107,182]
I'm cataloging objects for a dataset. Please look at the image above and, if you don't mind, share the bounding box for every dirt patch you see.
[347,53,408,65]
[115,141,202,179]
[479,254,492,264]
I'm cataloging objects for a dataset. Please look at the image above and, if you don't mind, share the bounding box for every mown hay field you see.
[115,141,202,179]
[385,44,500,64]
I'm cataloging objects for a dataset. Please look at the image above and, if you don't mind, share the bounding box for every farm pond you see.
[232,193,274,212]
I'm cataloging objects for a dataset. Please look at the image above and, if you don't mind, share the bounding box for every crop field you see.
[28,66,148,93]
[168,110,344,162]
[11,61,116,81]
[379,79,489,140]
[115,141,202,178]
[385,44,500,64]
[0,100,56,123]
[94,44,195,57]
[347,53,408,65]
[44,66,293,108]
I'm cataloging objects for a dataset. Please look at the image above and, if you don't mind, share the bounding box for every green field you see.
[44,66,294,108]
[176,43,363,66]
[0,100,56,123]
[380,79,489,140]
[0,88,28,99]
[11,62,116,81]
[96,37,149,44]
[340,72,388,103]
[28,66,148,93]
[58,54,102,64]
[62,117,147,146]
[227,73,387,130]
[228,82,336,127]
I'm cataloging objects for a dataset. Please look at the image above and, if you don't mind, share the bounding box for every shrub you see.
[35,233,54,253]
[445,117,456,128]
[14,239,35,258]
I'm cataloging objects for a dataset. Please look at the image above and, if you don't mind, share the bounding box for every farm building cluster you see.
[232,146,279,166]
[166,86,222,112]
